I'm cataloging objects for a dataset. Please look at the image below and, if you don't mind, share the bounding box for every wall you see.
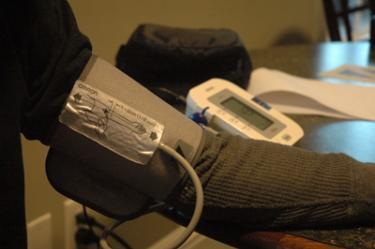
[23,1,326,248]
[23,138,65,249]
[69,0,326,64]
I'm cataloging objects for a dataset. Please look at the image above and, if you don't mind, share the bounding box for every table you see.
[250,41,375,249]
[251,42,375,164]
[164,42,375,249]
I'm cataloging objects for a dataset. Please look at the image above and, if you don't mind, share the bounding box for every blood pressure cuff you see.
[46,56,204,219]
[116,24,252,98]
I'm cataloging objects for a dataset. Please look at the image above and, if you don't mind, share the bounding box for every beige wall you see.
[23,138,65,249]
[69,0,326,64]
[23,1,326,248]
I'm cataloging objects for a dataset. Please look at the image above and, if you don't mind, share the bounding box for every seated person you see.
[2,1,374,249]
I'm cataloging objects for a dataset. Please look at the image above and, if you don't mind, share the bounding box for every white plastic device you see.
[186,78,304,145]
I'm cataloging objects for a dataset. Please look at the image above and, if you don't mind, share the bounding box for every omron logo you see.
[78,83,97,95]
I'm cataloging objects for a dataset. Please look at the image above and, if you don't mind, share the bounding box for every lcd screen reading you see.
[221,97,273,130]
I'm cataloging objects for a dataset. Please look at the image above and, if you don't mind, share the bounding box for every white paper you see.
[319,64,375,83]
[248,68,375,120]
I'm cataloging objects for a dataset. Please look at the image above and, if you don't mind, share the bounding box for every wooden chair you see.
[322,0,375,47]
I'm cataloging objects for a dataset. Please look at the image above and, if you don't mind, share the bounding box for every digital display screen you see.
[221,97,273,130]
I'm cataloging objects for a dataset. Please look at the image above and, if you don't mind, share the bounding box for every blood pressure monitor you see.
[186,79,304,145]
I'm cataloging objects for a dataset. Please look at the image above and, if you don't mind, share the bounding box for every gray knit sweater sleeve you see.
[170,132,375,229]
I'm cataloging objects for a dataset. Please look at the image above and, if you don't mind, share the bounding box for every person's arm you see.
[17,0,375,231]
[170,132,375,229]
[21,0,92,144]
